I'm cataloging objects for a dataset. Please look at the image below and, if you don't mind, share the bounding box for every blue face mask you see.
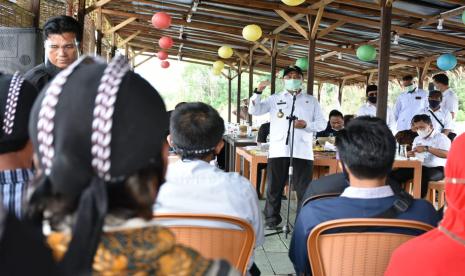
[284,79,302,92]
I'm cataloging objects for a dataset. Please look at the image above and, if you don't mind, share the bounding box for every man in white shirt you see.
[420,90,453,136]
[390,114,451,198]
[394,75,429,132]
[433,73,459,120]
[249,66,326,229]
[155,102,264,275]
[357,84,396,132]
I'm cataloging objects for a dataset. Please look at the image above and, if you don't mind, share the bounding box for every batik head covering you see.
[28,55,168,274]
[0,72,38,153]
[440,133,465,240]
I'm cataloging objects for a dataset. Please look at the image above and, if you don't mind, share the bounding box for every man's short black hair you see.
[329,109,343,119]
[336,116,395,180]
[366,84,378,94]
[43,15,82,43]
[433,73,449,86]
[429,90,442,99]
[412,114,432,126]
[402,75,413,82]
[170,102,224,160]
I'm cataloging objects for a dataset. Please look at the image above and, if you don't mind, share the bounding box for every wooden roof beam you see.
[104,17,136,34]
[274,10,309,39]
[318,20,345,38]
[117,30,141,47]
[311,6,325,40]
[86,0,113,14]
[411,6,465,28]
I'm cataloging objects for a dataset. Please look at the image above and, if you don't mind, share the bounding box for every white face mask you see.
[405,84,415,92]
[417,128,432,138]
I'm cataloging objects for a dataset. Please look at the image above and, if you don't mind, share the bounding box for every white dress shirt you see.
[412,130,451,168]
[357,103,397,132]
[419,107,453,132]
[441,88,459,115]
[249,90,326,160]
[154,159,265,269]
[341,185,394,199]
[394,88,429,131]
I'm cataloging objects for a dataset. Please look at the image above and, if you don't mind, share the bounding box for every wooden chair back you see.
[307,218,433,276]
[154,213,255,275]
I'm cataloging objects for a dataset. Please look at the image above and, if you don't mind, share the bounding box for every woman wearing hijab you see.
[26,55,238,275]
[385,133,465,275]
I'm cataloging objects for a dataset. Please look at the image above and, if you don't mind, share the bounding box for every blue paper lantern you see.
[437,54,457,71]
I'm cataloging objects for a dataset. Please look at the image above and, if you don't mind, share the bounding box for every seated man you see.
[420,90,453,137]
[316,110,344,138]
[391,114,451,198]
[289,116,439,275]
[155,102,264,275]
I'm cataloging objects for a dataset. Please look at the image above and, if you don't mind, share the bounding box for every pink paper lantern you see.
[161,60,170,68]
[159,36,174,49]
[157,51,168,60]
[151,12,172,29]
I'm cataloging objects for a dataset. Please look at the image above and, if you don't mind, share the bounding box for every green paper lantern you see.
[356,45,377,62]
[295,58,309,70]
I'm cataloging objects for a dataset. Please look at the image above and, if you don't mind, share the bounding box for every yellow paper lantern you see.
[213,60,224,70]
[212,69,222,76]
[218,46,234,59]
[281,0,305,6]
[242,24,262,42]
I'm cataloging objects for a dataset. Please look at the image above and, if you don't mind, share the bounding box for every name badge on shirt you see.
[277,101,286,105]
[415,96,421,100]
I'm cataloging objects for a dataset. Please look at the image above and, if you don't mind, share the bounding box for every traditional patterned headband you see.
[91,55,130,181]
[175,146,216,155]
[2,72,25,135]
[37,55,129,178]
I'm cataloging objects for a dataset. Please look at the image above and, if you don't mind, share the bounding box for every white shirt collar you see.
[340,185,394,199]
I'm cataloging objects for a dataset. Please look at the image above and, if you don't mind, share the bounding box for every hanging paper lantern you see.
[161,60,170,68]
[356,45,377,62]
[157,51,168,60]
[295,57,309,71]
[212,69,222,76]
[213,60,224,70]
[218,46,234,59]
[158,36,174,49]
[462,10,465,24]
[281,0,305,6]
[242,24,262,42]
[437,53,457,71]
[152,12,172,29]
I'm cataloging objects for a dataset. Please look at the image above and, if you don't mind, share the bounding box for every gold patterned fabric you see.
[47,226,217,275]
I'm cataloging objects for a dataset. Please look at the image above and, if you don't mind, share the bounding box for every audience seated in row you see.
[25,56,239,275]
[289,116,439,275]
[155,102,264,275]
[386,133,465,275]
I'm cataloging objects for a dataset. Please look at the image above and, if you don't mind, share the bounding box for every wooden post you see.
[338,81,344,105]
[376,0,393,121]
[32,0,41,28]
[317,83,323,102]
[110,33,117,58]
[270,39,278,95]
[417,67,424,89]
[228,67,232,123]
[66,0,73,16]
[124,44,129,59]
[77,0,86,52]
[307,16,316,95]
[237,60,243,124]
[248,48,254,125]
[96,8,103,56]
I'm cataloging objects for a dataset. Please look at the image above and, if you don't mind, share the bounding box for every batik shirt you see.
[0,168,33,218]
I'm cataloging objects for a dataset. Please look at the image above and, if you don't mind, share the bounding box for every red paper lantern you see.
[161,60,170,68]
[159,36,174,49]
[157,51,168,60]
[151,12,171,29]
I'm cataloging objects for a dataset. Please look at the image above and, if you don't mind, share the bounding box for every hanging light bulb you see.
[437,18,444,30]
[321,56,325,61]
[186,14,192,23]
[192,1,199,12]
[337,52,342,60]
[393,33,400,45]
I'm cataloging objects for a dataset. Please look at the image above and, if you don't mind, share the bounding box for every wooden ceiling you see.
[88,0,465,85]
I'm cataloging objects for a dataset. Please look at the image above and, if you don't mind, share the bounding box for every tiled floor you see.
[255,199,298,276]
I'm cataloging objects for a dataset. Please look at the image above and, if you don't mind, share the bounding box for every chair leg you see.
[260,169,267,199]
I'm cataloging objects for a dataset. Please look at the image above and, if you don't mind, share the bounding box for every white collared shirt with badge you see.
[394,87,429,131]
[357,103,397,133]
[441,88,459,116]
[249,90,327,160]
[419,107,453,132]
[412,130,451,168]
